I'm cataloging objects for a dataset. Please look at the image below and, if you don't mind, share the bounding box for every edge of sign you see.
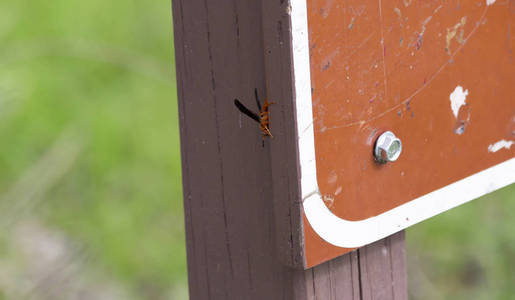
[304,157,515,248]
[290,0,515,248]
[291,0,319,204]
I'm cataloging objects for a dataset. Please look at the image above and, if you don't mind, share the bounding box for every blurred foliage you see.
[0,0,186,299]
[408,184,515,300]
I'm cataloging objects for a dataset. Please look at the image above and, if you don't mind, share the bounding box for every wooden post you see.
[172,0,407,299]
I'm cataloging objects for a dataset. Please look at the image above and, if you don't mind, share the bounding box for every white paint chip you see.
[488,140,514,153]
[449,85,469,118]
[486,0,496,6]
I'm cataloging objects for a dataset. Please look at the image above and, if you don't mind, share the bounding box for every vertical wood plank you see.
[359,231,407,300]
[261,0,306,269]
[308,251,361,300]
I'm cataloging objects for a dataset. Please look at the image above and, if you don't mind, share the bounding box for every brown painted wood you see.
[359,231,407,300]
[261,0,306,270]
[172,0,407,298]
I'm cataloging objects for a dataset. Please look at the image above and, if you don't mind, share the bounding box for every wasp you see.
[234,89,274,141]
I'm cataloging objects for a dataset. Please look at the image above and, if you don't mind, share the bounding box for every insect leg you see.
[254,88,262,112]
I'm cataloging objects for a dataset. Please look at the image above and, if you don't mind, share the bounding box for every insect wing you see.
[234,99,260,123]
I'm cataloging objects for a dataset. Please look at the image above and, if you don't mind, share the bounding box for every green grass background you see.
[0,0,185,299]
[0,0,513,299]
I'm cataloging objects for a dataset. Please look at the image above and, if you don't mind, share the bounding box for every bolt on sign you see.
[287,0,515,268]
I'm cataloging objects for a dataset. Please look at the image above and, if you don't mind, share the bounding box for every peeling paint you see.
[488,140,514,153]
[446,17,467,53]
[328,171,338,184]
[486,0,496,6]
[394,7,402,19]
[319,0,335,19]
[450,85,469,118]
[454,122,466,135]
[323,194,335,208]
[348,17,355,29]
[413,5,443,50]
[335,186,342,196]
[454,103,471,135]
[321,49,339,71]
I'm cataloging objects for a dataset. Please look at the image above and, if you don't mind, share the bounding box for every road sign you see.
[290,0,515,268]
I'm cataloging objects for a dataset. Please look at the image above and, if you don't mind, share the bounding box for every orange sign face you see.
[289,0,515,268]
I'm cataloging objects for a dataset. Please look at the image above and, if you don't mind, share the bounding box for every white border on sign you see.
[303,158,515,247]
[290,0,515,248]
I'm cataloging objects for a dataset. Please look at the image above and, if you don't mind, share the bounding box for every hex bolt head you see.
[374,131,402,163]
